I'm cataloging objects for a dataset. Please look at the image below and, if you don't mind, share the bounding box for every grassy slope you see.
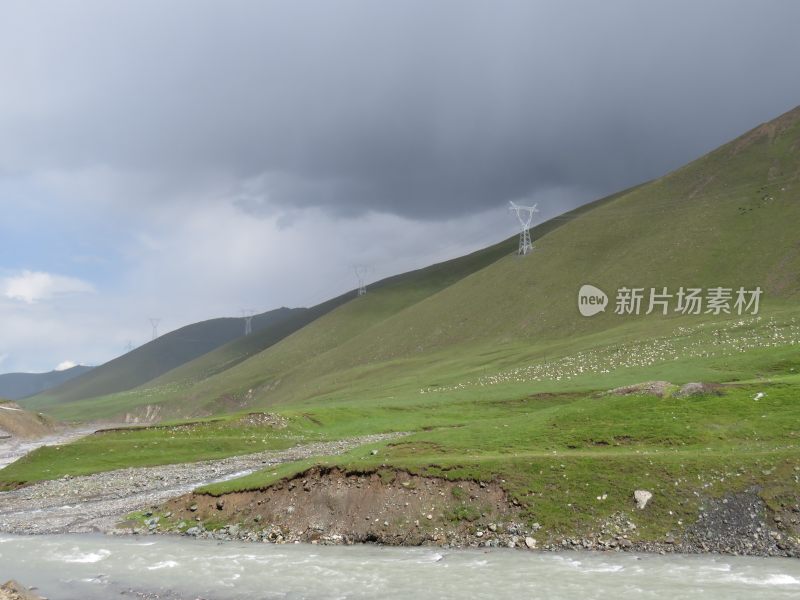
[2,107,799,543]
[39,186,634,421]
[60,104,800,419]
[25,307,308,409]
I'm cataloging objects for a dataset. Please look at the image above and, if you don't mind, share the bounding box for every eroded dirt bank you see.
[0,434,401,534]
[138,467,800,557]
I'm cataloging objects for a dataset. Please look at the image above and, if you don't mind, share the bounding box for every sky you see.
[2,0,800,373]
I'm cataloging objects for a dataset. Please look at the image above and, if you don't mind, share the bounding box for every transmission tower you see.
[509,201,539,255]
[241,309,256,336]
[149,318,161,340]
[354,265,369,297]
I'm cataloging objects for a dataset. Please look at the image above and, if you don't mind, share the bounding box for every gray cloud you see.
[2,0,799,220]
[3,0,800,372]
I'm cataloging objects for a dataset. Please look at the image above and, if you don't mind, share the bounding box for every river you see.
[1,534,799,599]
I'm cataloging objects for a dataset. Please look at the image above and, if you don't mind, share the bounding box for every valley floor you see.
[0,433,400,535]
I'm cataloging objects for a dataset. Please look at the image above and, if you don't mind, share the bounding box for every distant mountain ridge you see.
[25,307,307,406]
[25,104,800,421]
[0,365,93,400]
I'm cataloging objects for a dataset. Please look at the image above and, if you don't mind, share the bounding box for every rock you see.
[216,499,225,510]
[525,536,537,549]
[0,580,45,600]
[426,514,433,520]
[189,504,198,512]
[676,382,719,397]
[634,490,653,510]
[370,450,379,456]
[607,381,672,397]
[488,523,497,532]
[186,527,201,536]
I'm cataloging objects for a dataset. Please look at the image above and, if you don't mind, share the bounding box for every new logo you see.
[578,284,608,317]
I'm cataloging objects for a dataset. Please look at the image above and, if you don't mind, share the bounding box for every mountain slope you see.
[27,307,305,406]
[124,103,800,417]
[0,366,93,401]
[32,182,643,419]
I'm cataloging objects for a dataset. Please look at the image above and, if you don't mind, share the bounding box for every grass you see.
[2,105,799,542]
[0,416,309,488]
[194,380,800,539]
[31,106,800,424]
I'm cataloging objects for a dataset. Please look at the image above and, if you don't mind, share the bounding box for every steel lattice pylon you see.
[509,201,538,255]
[241,309,256,335]
[149,318,161,340]
[354,265,369,296]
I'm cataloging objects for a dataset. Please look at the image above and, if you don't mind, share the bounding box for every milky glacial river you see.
[1,534,799,599]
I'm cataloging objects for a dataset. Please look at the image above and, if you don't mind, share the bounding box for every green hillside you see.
[27,184,634,421]
[4,107,800,550]
[29,105,800,422]
[26,307,304,407]
[0,365,93,401]
[52,105,800,420]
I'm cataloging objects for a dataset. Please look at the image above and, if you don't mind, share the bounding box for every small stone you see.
[488,523,497,532]
[216,499,225,510]
[426,514,433,520]
[189,504,198,512]
[525,536,536,549]
[370,449,379,455]
[633,490,652,510]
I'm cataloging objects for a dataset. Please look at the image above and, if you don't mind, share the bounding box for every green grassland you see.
[28,106,799,425]
[2,106,799,541]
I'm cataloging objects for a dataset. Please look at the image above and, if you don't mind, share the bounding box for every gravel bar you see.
[0,433,403,535]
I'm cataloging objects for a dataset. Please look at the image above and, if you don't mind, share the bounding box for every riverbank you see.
[0,434,403,534]
[0,580,44,600]
[122,465,800,558]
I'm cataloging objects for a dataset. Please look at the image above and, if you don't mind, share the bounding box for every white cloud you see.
[54,360,77,371]
[3,270,94,304]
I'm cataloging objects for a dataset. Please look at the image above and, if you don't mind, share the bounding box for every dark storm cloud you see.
[2,0,800,219]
